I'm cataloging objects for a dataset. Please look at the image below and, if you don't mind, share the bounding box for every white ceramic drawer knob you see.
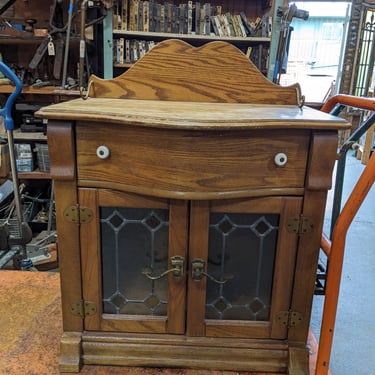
[274,152,288,167]
[96,145,110,159]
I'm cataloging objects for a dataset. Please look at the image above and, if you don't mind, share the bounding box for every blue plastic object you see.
[0,61,23,131]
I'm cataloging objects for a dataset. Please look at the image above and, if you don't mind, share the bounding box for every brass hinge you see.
[276,310,304,328]
[70,300,97,318]
[286,216,314,235]
[64,205,93,224]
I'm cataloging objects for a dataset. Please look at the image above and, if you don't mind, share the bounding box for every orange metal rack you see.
[314,95,375,375]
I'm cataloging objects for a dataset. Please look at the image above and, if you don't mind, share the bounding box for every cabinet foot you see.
[288,346,309,375]
[59,332,82,373]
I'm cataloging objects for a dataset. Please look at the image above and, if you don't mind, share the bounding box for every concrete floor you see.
[311,153,375,375]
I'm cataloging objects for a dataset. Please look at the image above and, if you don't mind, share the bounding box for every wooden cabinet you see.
[36,40,351,374]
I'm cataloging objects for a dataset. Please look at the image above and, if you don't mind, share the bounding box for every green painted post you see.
[103,8,113,79]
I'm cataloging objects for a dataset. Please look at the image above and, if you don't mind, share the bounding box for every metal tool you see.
[61,0,74,89]
[28,0,69,82]
[273,4,309,84]
[79,1,108,96]
[79,0,89,94]
[0,61,33,269]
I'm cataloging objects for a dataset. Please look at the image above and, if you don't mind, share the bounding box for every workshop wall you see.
[0,0,81,86]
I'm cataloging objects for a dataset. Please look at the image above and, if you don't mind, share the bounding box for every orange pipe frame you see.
[316,94,375,375]
[320,232,332,257]
[315,145,375,373]
[320,94,375,113]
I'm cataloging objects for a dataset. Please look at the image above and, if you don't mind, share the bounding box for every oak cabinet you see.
[36,40,351,374]
[39,100,349,374]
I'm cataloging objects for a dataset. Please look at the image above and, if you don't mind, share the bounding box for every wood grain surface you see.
[88,39,302,104]
[37,98,350,130]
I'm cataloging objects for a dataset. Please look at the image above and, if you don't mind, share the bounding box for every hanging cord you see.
[80,78,93,99]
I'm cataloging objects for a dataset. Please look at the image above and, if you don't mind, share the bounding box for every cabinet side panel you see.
[48,121,82,332]
[54,181,82,332]
[289,131,339,342]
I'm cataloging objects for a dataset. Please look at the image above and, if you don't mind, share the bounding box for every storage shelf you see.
[0,35,80,45]
[0,128,46,141]
[114,63,133,68]
[0,130,50,179]
[112,30,271,45]
[0,35,45,44]
[0,85,80,97]
[16,169,50,179]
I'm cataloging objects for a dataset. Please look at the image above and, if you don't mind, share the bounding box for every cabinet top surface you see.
[37,98,350,131]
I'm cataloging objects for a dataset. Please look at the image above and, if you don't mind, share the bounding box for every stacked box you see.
[35,143,50,172]
[14,143,34,172]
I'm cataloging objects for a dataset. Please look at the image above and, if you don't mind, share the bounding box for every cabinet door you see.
[79,188,188,334]
[187,196,302,339]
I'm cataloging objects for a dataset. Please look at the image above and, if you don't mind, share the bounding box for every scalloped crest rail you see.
[88,39,302,104]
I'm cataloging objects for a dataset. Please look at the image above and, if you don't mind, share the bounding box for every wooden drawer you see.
[76,122,310,198]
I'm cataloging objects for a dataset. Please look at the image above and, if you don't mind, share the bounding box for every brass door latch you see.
[142,255,184,280]
[191,258,232,284]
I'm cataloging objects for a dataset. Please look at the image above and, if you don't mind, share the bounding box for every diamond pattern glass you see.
[101,207,169,316]
[206,213,279,321]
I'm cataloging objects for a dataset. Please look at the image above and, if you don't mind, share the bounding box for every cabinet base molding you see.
[59,331,298,373]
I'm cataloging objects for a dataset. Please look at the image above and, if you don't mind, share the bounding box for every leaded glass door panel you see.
[187,197,302,339]
[80,188,188,334]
